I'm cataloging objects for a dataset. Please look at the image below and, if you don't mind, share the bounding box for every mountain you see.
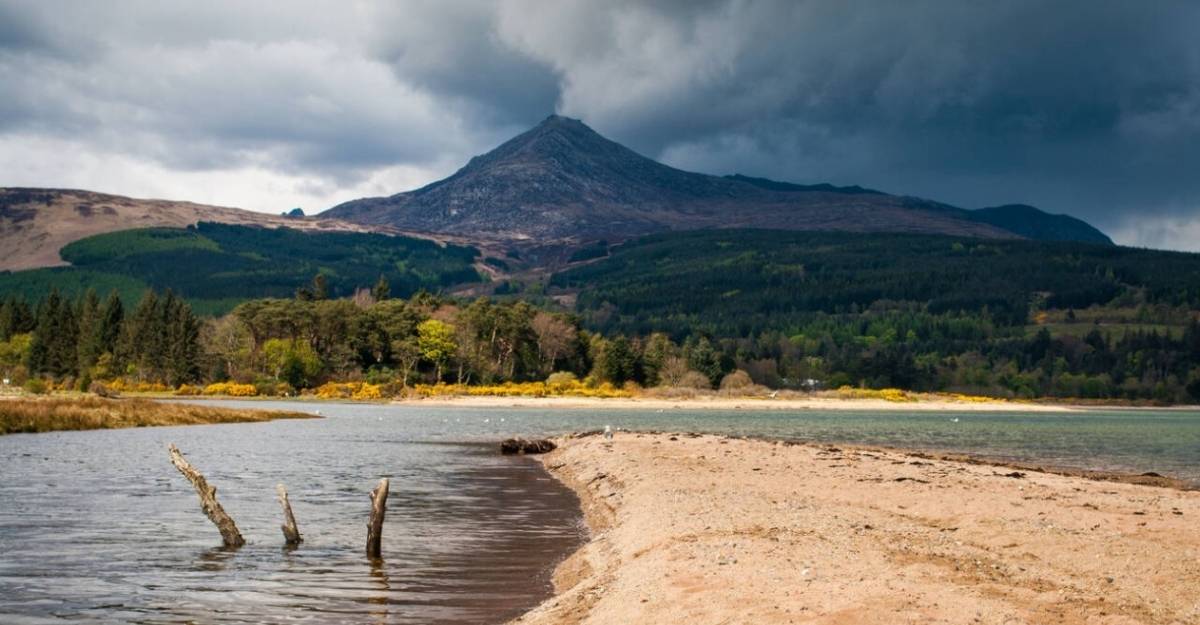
[0,188,398,272]
[324,115,1111,252]
[969,204,1113,245]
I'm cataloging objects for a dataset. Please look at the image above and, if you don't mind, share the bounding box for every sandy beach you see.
[513,433,1200,625]
[394,395,1081,412]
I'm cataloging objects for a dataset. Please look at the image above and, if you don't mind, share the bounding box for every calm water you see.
[1,402,1198,624]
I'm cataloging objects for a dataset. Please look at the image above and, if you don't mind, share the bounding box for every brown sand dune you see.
[513,433,1200,625]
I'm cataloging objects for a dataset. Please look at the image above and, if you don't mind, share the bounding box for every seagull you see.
[950,417,960,423]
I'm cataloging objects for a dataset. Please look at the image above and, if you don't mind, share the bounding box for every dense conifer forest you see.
[0,223,482,314]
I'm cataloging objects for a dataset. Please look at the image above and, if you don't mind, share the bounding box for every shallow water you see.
[0,409,583,624]
[1,402,1198,624]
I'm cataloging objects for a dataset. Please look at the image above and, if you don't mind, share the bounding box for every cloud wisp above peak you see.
[1,1,1199,249]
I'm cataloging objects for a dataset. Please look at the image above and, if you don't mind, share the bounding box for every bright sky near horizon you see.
[2,1,1200,250]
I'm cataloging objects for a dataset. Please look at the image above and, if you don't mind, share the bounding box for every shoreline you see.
[20,389,1197,412]
[0,396,315,435]
[391,394,1085,412]
[513,432,1200,624]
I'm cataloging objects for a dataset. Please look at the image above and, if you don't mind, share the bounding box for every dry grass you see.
[0,397,317,435]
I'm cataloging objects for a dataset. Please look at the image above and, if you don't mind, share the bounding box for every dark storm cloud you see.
[492,1,1200,244]
[1,1,1199,248]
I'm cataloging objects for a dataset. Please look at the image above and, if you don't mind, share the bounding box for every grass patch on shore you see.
[0,397,317,435]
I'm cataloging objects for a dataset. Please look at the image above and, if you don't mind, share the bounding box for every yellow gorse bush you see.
[945,392,999,403]
[107,379,172,393]
[312,381,384,400]
[202,382,259,397]
[408,380,631,398]
[836,386,916,402]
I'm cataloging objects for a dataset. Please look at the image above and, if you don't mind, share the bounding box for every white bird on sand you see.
[604,425,613,440]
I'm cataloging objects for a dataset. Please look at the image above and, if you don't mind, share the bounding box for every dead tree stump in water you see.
[276,484,302,545]
[366,478,389,558]
[167,443,245,547]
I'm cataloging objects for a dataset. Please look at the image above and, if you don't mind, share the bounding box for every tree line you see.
[2,285,1199,402]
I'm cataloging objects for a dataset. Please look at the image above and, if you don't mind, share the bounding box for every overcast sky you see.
[3,1,1200,250]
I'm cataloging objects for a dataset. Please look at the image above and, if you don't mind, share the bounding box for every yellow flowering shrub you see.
[202,382,258,397]
[352,383,383,400]
[312,381,385,400]
[945,392,998,403]
[174,384,202,396]
[107,379,171,393]
[836,386,915,402]
[407,380,632,399]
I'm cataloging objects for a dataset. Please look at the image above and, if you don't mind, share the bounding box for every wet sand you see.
[512,433,1200,625]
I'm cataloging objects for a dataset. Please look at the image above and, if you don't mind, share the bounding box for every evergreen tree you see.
[685,336,723,386]
[26,291,59,376]
[98,290,124,358]
[165,296,200,386]
[28,289,78,379]
[0,297,13,341]
[52,297,79,379]
[372,275,391,301]
[598,336,637,384]
[120,290,160,380]
[76,289,102,374]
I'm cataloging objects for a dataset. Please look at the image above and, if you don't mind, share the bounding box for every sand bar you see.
[513,433,1200,625]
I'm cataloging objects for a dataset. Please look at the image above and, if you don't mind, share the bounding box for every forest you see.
[0,223,482,315]
[552,230,1200,336]
[3,275,1199,402]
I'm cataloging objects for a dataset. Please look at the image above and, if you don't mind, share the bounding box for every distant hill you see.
[0,188,396,272]
[324,115,1112,253]
[969,204,1113,245]
[0,222,481,315]
[550,229,1199,336]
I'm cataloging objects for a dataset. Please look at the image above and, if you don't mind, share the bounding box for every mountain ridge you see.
[324,114,1111,249]
[0,187,466,272]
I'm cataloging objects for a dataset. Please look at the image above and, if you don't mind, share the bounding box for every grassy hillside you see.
[0,223,483,314]
[551,230,1200,337]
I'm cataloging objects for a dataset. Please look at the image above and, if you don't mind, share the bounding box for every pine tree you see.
[120,290,160,381]
[51,296,78,379]
[372,275,391,301]
[165,297,200,386]
[27,291,59,376]
[0,297,13,341]
[76,289,102,374]
[98,290,124,358]
[10,298,35,335]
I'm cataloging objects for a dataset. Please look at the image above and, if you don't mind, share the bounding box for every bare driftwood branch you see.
[167,443,245,547]
[366,478,389,558]
[276,483,302,545]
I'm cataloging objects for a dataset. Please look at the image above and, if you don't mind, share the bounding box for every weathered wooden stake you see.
[366,478,389,558]
[167,443,245,547]
[276,483,302,545]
